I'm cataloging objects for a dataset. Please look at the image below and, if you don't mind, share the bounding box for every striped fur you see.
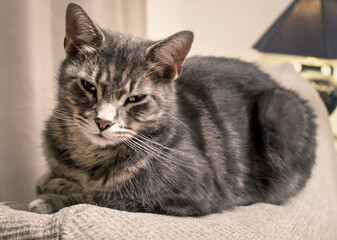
[29,3,316,216]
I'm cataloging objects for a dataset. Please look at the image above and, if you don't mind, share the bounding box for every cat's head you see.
[57,3,193,147]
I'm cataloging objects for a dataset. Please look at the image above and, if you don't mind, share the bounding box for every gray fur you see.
[28,3,316,216]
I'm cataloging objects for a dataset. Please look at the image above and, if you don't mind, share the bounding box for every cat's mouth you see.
[96,133,106,139]
[83,128,135,147]
[87,133,122,147]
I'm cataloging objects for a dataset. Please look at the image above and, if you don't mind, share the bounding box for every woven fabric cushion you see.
[1,63,337,240]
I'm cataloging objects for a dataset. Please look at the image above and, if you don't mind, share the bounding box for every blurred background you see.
[1,0,335,204]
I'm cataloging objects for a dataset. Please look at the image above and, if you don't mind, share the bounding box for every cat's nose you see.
[94,118,114,131]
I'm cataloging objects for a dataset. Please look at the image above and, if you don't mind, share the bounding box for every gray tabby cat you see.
[28,3,316,216]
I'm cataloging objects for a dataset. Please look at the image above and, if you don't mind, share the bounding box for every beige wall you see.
[146,0,293,61]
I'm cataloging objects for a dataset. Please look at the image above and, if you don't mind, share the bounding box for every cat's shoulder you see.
[185,56,255,67]
[183,56,265,75]
[181,56,273,84]
[177,56,279,96]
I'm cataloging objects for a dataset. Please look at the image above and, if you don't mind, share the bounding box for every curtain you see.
[0,0,146,204]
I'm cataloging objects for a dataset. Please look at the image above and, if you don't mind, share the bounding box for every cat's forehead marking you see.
[97,69,108,83]
[120,67,130,85]
[128,79,136,93]
[89,62,99,78]
[108,64,116,81]
[115,89,127,100]
[95,63,115,84]
[96,84,103,102]
[120,77,132,93]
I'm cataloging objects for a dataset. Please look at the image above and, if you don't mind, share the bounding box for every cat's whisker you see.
[126,138,166,161]
[163,113,199,139]
[52,111,74,117]
[48,121,88,130]
[124,140,148,160]
[50,111,90,127]
[48,115,87,125]
[125,141,178,187]
[135,133,199,160]
[127,139,181,172]
[130,140,169,162]
[132,137,180,161]
[128,138,201,171]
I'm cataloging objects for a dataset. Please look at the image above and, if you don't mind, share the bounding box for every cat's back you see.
[177,56,277,94]
[175,56,278,125]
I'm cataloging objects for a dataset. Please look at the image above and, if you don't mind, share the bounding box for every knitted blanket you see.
[1,64,337,239]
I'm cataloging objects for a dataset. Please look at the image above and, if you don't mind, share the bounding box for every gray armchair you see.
[1,63,336,240]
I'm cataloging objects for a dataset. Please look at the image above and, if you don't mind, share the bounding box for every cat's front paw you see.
[36,175,82,195]
[28,197,54,214]
[28,194,62,214]
[28,198,54,214]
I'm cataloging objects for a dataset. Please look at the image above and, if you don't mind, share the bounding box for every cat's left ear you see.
[146,31,194,80]
[64,3,104,55]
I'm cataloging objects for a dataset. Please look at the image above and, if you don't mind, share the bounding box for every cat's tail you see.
[256,87,316,205]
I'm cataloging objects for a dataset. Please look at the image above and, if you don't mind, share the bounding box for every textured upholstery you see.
[1,63,337,240]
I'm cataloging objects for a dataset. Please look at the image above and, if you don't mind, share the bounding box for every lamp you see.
[253,0,337,114]
[253,0,337,59]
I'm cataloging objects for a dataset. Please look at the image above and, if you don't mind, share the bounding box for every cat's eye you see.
[81,79,96,94]
[125,95,146,105]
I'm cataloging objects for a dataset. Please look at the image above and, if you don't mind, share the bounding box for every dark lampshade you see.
[253,0,337,59]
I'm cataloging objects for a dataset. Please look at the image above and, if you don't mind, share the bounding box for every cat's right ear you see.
[64,3,104,55]
[146,31,194,80]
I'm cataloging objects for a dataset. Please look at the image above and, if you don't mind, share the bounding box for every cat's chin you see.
[84,133,125,148]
